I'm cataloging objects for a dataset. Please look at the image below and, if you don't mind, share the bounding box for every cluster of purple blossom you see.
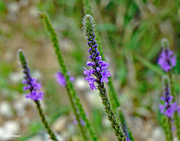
[55,72,74,87]
[83,16,111,90]
[158,47,176,72]
[158,47,180,117]
[22,68,44,101]
[159,78,176,118]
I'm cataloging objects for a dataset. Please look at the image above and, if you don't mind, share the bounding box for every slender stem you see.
[97,82,126,141]
[161,115,173,141]
[167,118,173,141]
[66,86,88,141]
[35,100,58,141]
[82,1,134,139]
[168,72,180,140]
[40,13,96,141]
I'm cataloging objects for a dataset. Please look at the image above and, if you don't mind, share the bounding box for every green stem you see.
[97,82,126,141]
[161,115,173,141]
[66,85,88,141]
[40,13,97,141]
[35,100,58,141]
[168,72,180,140]
[168,118,173,141]
[82,1,134,138]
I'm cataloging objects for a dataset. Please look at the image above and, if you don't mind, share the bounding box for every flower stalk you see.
[83,14,126,141]
[158,38,180,140]
[168,72,180,140]
[18,49,58,141]
[159,77,174,141]
[40,13,97,141]
[82,1,134,140]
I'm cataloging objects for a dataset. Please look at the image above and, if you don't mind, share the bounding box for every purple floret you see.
[55,72,74,87]
[159,77,176,118]
[158,47,176,72]
[22,69,44,101]
[83,16,111,90]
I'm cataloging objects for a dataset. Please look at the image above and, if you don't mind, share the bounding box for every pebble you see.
[74,77,89,90]
[151,127,165,141]
[13,96,32,116]
[4,121,20,134]
[0,127,11,140]
[52,116,67,133]
[9,72,23,83]
[27,135,42,141]
[0,101,13,118]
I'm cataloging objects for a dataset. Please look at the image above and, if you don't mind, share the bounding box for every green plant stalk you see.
[18,50,58,141]
[168,72,180,140]
[82,1,134,140]
[84,15,126,141]
[117,108,133,141]
[97,81,126,141]
[82,0,121,110]
[35,101,58,141]
[161,115,173,141]
[40,13,97,141]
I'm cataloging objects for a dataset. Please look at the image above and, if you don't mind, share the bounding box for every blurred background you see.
[0,0,180,141]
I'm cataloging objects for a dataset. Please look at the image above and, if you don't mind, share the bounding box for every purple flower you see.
[73,119,85,126]
[159,76,176,118]
[164,102,176,117]
[83,16,111,90]
[85,76,97,90]
[100,70,111,83]
[20,63,44,101]
[55,72,74,87]
[73,113,88,126]
[158,47,176,72]
[19,50,44,101]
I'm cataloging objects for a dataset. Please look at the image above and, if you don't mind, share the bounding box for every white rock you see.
[0,101,13,118]
[174,137,179,141]
[86,91,103,108]
[152,127,165,141]
[0,127,11,140]
[9,72,23,83]
[27,135,42,141]
[4,121,20,134]
[32,70,42,80]
[52,116,67,132]
[13,96,32,116]
[44,132,64,141]
[7,2,20,14]
[29,7,39,17]
[74,77,89,90]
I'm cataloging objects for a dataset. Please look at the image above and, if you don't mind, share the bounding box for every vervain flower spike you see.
[159,76,176,118]
[40,13,97,141]
[160,76,174,141]
[158,38,180,140]
[158,43,176,72]
[82,1,134,140]
[83,14,126,141]
[55,72,74,87]
[18,49,58,141]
